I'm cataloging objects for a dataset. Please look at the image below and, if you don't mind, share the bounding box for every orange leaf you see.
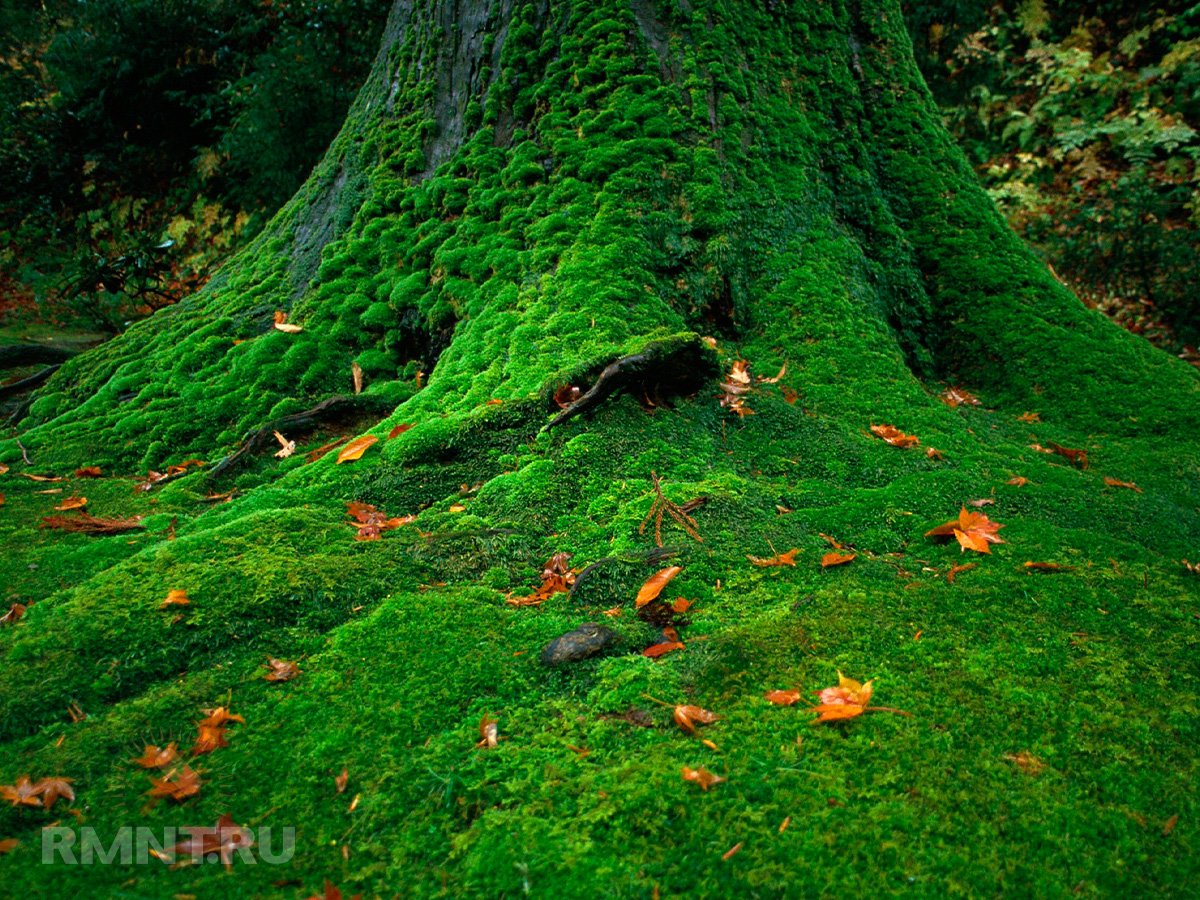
[336,435,378,464]
[132,744,179,769]
[811,703,867,723]
[748,549,799,567]
[334,768,349,794]
[1023,561,1074,573]
[870,424,919,448]
[16,472,63,482]
[1103,476,1142,492]
[673,705,719,734]
[0,776,43,808]
[817,672,873,707]
[263,657,301,682]
[642,641,685,659]
[476,714,499,749]
[1007,476,1029,486]
[926,507,1005,554]
[821,551,856,568]
[1017,411,1042,423]
[671,598,693,613]
[162,589,190,608]
[764,689,803,706]
[73,466,102,478]
[635,566,682,608]
[940,386,981,408]
[32,777,75,811]
[146,766,202,802]
[681,766,724,791]
[722,841,744,860]
[946,562,977,584]
[0,603,26,626]
[387,423,415,439]
[273,311,303,333]
[0,839,17,854]
[926,447,944,460]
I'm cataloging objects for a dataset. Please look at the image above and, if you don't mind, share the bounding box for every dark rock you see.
[540,623,617,667]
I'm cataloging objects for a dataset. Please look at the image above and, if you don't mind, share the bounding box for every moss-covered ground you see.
[1,0,1199,896]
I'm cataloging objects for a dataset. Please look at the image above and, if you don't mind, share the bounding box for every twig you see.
[15,438,31,465]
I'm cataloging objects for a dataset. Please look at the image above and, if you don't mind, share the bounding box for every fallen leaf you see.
[351,362,364,395]
[779,816,791,833]
[273,311,303,334]
[507,553,576,606]
[40,512,144,534]
[643,641,685,659]
[1007,476,1030,486]
[635,566,682,608]
[476,714,499,749]
[336,435,378,464]
[817,671,873,707]
[448,503,466,512]
[602,606,622,617]
[722,841,744,860]
[263,657,301,682]
[941,386,981,408]
[821,551,856,568]
[781,386,799,404]
[673,705,719,734]
[132,744,179,769]
[0,463,6,474]
[671,598,693,613]
[870,424,919,448]
[16,473,63,482]
[163,813,250,870]
[1004,752,1045,776]
[0,839,17,854]
[946,562,977,584]
[719,360,755,417]
[756,363,787,384]
[1103,477,1142,492]
[306,881,360,900]
[1163,814,1179,837]
[305,437,350,463]
[1023,561,1074,573]
[191,707,244,756]
[748,549,799,567]
[387,423,415,439]
[925,507,1006,554]
[1,776,43,807]
[334,768,349,794]
[486,398,503,406]
[345,501,414,541]
[1184,559,1200,576]
[33,777,74,811]
[764,689,803,706]
[272,431,296,459]
[73,466,102,478]
[1046,442,1090,468]
[0,603,26,626]
[201,490,236,503]
[966,498,994,508]
[681,766,724,791]
[926,447,944,460]
[162,589,190,608]
[1017,411,1042,423]
[553,384,583,409]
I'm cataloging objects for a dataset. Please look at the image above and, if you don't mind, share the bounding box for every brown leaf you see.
[941,386,981,408]
[1046,442,1089,469]
[756,363,787,384]
[966,498,994,508]
[553,384,583,409]
[73,466,102,478]
[946,562,977,584]
[1017,411,1042,423]
[635,565,682,608]
[1007,476,1030,486]
[387,423,415,439]
[722,841,744,860]
[1103,476,1142,492]
[0,838,17,854]
[476,714,499,749]
[1163,814,1179,837]
[926,447,944,460]
[1,776,43,807]
[336,435,378,464]
[642,641,685,659]
[673,705,719,734]
[870,424,919,448]
[820,551,856,568]
[16,472,63,482]
[32,777,74,811]
[272,431,296,459]
[0,602,26,626]
[163,813,250,870]
[351,361,364,395]
[748,549,799,567]
[263,657,301,682]
[719,360,755,417]
[345,501,414,541]
[671,598,693,613]
[132,744,179,769]
[334,768,349,794]
[764,689,803,706]
[201,490,236,503]
[40,512,145,534]
[305,437,350,463]
[1023,561,1075,573]
[681,766,724,791]
[1004,752,1045,776]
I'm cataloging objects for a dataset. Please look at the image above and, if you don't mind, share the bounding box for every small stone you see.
[540,623,617,666]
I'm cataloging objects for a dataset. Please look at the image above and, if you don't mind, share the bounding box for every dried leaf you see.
[273,311,303,334]
[642,641,685,659]
[764,689,803,706]
[870,424,919,448]
[336,435,378,464]
[305,437,350,463]
[722,841,744,860]
[756,363,787,384]
[673,705,719,734]
[132,744,179,769]
[1004,752,1045,776]
[41,512,145,534]
[351,362,364,395]
[941,386,981,408]
[272,431,296,459]
[16,472,62,482]
[1,776,43,807]
[1023,561,1074,573]
[33,777,74,811]
[73,466,102,478]
[925,507,1006,554]
[926,447,944,460]
[1163,814,1179,837]
[671,598,693,613]
[162,589,190,608]
[817,671,874,707]
[334,768,349,794]
[821,551,856,568]
[966,498,994,508]
[1017,411,1042,423]
[345,501,414,541]
[748,549,799,567]
[0,839,17,854]
[946,562,977,584]
[476,714,499,749]
[1046,442,1090,469]
[263,657,301,682]
[201,490,236,503]
[635,565,682,608]
[681,766,724,791]
[163,813,250,870]
[553,384,583,409]
[507,553,576,606]
[1103,476,1142,492]
[719,360,755,417]
[0,603,26,626]
[1007,476,1029,486]
[387,423,415,439]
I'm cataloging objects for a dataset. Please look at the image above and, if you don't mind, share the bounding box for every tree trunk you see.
[0,2,1197,897]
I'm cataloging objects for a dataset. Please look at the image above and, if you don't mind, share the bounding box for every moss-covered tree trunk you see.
[1,2,1197,897]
